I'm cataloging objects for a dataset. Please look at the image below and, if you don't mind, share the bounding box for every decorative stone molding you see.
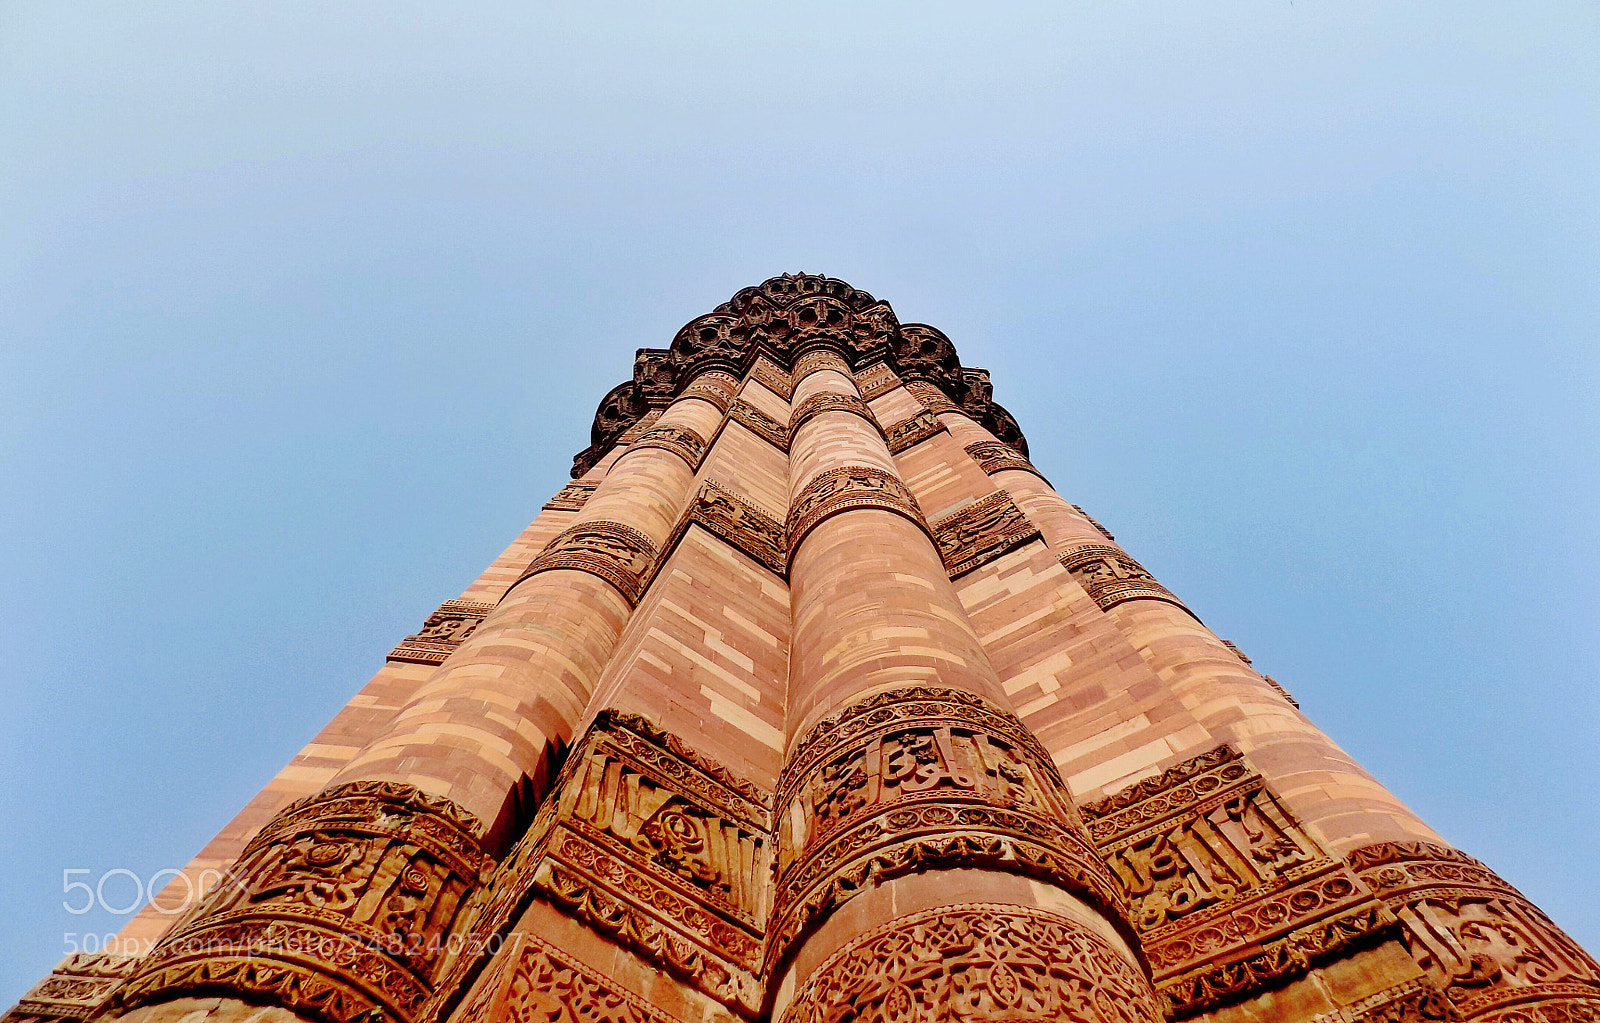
[454,932,684,1023]
[791,348,852,381]
[770,686,1125,978]
[786,466,928,562]
[727,398,790,452]
[680,371,740,413]
[885,409,945,455]
[388,600,496,666]
[627,423,709,470]
[788,392,882,442]
[964,440,1046,480]
[1082,746,1393,1017]
[511,521,659,607]
[616,410,664,444]
[748,357,795,400]
[543,479,599,512]
[931,491,1042,579]
[853,360,899,401]
[112,782,492,1023]
[670,479,788,576]
[779,904,1162,1023]
[1306,979,1452,1023]
[1058,543,1194,619]
[904,378,959,415]
[1072,503,1116,541]
[1346,842,1600,1021]
[526,711,771,1016]
[1,952,139,1023]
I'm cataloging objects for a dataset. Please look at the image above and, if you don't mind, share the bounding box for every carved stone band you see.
[543,478,598,512]
[1058,543,1194,619]
[627,424,708,470]
[748,357,795,399]
[964,439,1047,481]
[791,348,852,381]
[769,686,1124,976]
[930,491,1042,578]
[8,951,139,1023]
[112,782,491,1023]
[388,599,496,666]
[676,479,788,575]
[512,520,659,607]
[787,392,882,443]
[727,398,789,452]
[679,372,740,412]
[854,360,899,401]
[1347,842,1600,1021]
[779,904,1162,1023]
[452,932,680,1023]
[786,466,927,563]
[905,378,959,415]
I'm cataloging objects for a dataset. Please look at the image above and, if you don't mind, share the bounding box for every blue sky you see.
[2,2,1597,1004]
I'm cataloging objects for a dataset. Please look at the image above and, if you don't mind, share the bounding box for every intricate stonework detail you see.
[1307,979,1453,1022]
[791,349,851,381]
[457,932,683,1023]
[627,424,708,470]
[529,711,771,1016]
[885,409,945,455]
[854,360,899,401]
[680,372,739,412]
[543,479,599,512]
[1072,504,1116,541]
[1058,543,1193,618]
[931,491,1042,578]
[2,952,139,1023]
[780,904,1162,1023]
[787,466,927,560]
[678,480,788,575]
[728,398,790,452]
[113,782,491,1023]
[616,410,664,444]
[1347,842,1600,1021]
[748,357,795,400]
[513,521,659,607]
[965,440,1045,479]
[388,600,496,666]
[1082,746,1393,1017]
[788,392,882,442]
[770,687,1125,977]
[904,379,958,415]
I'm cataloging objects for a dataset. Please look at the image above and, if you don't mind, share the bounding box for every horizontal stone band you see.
[626,424,708,470]
[787,391,882,443]
[511,520,659,607]
[785,465,927,563]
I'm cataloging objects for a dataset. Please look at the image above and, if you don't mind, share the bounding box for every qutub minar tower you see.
[10,274,1597,1023]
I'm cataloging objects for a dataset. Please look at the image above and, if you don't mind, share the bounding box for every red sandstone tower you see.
[9,274,1596,1023]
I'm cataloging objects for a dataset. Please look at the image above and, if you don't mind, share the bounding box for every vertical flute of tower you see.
[770,347,1160,1023]
[936,408,1441,854]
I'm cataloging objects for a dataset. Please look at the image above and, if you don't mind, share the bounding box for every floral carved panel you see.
[388,600,497,666]
[1082,746,1393,1017]
[3,952,140,1023]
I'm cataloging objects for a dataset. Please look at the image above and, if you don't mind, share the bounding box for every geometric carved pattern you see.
[529,711,771,1017]
[964,439,1046,480]
[787,466,927,562]
[791,349,852,382]
[112,782,492,1023]
[513,520,659,607]
[1,952,139,1023]
[1058,543,1194,619]
[779,904,1162,1023]
[885,409,945,454]
[728,398,790,452]
[680,372,739,413]
[388,600,497,666]
[676,479,788,576]
[1346,842,1600,1022]
[931,490,1042,578]
[749,357,795,400]
[771,686,1126,979]
[854,360,898,401]
[905,379,959,415]
[788,392,882,443]
[455,932,682,1023]
[1082,746,1394,1018]
[543,479,599,512]
[628,424,708,470]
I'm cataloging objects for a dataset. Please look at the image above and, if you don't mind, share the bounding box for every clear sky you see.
[2,1,1597,1005]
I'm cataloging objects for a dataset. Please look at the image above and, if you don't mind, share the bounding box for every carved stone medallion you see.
[770,687,1125,978]
[628,424,709,470]
[512,521,659,607]
[112,782,492,1023]
[788,392,882,442]
[779,904,1162,1023]
[930,491,1042,578]
[1346,842,1600,1021]
[885,409,945,455]
[1057,543,1194,619]
[388,600,497,666]
[1082,746,1393,1017]
[787,466,927,562]
[671,479,788,575]
[964,440,1046,480]
[728,398,790,452]
[543,479,599,512]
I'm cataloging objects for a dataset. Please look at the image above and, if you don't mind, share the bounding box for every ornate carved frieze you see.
[770,686,1125,978]
[727,398,790,452]
[1072,503,1116,541]
[931,491,1042,578]
[748,357,795,400]
[786,466,928,561]
[787,392,882,443]
[791,348,852,381]
[853,360,899,401]
[1082,746,1393,1017]
[543,479,599,512]
[616,410,664,444]
[1346,842,1600,1021]
[680,371,740,413]
[1058,543,1195,619]
[455,932,684,1023]
[672,479,788,576]
[1305,979,1452,1023]
[511,521,659,607]
[527,711,772,1016]
[779,904,1162,1023]
[2,952,139,1023]
[627,423,709,470]
[388,600,496,666]
[112,782,492,1023]
[885,409,945,454]
[964,440,1046,480]
[905,378,959,415]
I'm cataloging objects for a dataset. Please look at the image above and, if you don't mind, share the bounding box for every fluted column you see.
[771,348,1158,1023]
